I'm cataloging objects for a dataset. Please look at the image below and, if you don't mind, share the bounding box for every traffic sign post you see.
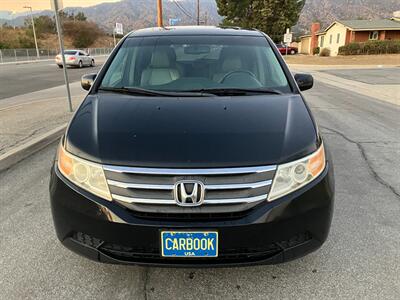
[283,28,293,56]
[52,0,73,112]
[113,23,123,47]
[115,23,123,35]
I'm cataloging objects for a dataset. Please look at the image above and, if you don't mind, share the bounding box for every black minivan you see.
[50,26,334,266]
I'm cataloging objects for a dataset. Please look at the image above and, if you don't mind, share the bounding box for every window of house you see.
[336,33,340,44]
[329,34,332,44]
[369,31,379,40]
[320,36,324,47]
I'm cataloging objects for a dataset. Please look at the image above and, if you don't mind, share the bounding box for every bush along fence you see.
[339,40,400,55]
[0,47,113,63]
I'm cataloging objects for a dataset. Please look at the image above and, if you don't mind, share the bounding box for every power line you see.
[172,0,193,19]
[171,0,194,20]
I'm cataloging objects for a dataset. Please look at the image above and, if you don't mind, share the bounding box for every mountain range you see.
[1,0,398,35]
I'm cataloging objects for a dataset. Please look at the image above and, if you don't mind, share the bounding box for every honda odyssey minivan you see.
[50,26,334,266]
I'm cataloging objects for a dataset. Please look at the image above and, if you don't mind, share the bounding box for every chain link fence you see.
[0,48,114,64]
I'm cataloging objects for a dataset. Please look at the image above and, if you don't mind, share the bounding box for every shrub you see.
[25,16,55,38]
[319,47,330,56]
[18,36,35,48]
[313,47,320,55]
[63,21,103,48]
[339,40,400,55]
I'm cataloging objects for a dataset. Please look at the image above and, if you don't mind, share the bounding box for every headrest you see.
[222,55,243,72]
[150,47,175,68]
[220,47,244,72]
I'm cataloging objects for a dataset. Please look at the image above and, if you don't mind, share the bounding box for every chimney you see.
[310,23,320,54]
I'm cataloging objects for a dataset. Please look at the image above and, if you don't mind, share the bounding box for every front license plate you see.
[161,231,218,258]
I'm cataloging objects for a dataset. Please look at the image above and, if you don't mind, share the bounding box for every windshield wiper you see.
[98,86,212,97]
[187,88,283,96]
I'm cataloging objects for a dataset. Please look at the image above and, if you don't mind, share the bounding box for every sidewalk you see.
[0,82,86,156]
[289,64,400,106]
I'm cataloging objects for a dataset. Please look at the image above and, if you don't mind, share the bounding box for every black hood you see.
[65,93,318,168]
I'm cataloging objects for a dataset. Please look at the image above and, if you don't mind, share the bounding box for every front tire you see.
[57,64,63,69]
[90,59,95,67]
[79,61,83,68]
[290,50,296,55]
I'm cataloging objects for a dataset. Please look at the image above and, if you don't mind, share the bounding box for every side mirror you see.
[81,73,96,91]
[294,73,313,91]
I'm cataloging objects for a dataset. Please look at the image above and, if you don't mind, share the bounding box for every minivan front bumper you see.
[49,161,334,267]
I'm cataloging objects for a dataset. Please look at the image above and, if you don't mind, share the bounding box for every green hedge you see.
[313,47,320,55]
[339,40,400,55]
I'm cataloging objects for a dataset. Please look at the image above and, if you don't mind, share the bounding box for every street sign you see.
[50,0,63,11]
[284,33,293,44]
[169,18,181,26]
[115,23,123,35]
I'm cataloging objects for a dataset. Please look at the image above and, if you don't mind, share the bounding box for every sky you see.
[0,0,122,12]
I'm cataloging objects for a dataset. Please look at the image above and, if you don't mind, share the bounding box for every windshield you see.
[100,35,291,94]
[63,50,77,55]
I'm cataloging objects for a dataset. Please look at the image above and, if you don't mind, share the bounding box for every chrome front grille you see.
[103,165,276,214]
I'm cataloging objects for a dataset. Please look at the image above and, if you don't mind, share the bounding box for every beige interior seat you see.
[141,48,180,86]
[213,50,244,83]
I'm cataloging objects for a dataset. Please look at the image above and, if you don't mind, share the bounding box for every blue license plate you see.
[161,231,218,258]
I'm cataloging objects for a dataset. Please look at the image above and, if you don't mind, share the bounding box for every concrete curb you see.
[0,124,67,172]
[0,59,53,65]
[309,70,400,106]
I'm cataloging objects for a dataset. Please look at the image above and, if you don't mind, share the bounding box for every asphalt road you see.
[1,76,400,299]
[321,68,400,85]
[0,58,105,100]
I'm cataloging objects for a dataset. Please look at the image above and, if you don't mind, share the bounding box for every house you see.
[391,10,400,22]
[298,34,311,54]
[298,19,400,56]
[298,23,320,54]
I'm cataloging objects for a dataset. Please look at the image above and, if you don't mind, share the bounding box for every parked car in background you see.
[275,44,298,55]
[55,50,95,68]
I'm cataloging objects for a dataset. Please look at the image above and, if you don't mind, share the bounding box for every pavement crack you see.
[143,267,149,300]
[321,126,400,199]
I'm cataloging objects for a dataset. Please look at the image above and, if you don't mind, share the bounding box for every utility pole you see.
[157,0,163,27]
[197,0,200,25]
[52,0,73,112]
[23,6,39,59]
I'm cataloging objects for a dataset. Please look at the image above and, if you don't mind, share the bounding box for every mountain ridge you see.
[1,0,398,36]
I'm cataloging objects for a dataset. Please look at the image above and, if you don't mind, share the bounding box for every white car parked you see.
[55,50,95,68]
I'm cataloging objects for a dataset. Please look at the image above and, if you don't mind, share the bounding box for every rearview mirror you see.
[81,73,96,91]
[294,73,313,91]
[184,45,210,55]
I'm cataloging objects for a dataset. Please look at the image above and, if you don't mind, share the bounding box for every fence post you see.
[0,50,3,64]
[14,49,17,62]
[27,49,29,61]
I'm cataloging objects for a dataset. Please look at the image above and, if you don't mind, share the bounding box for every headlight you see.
[268,143,326,201]
[57,144,112,201]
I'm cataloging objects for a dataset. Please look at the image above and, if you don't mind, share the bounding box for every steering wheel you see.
[219,70,258,84]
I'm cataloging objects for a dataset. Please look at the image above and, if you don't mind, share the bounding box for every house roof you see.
[317,19,400,35]
[338,19,400,30]
[299,34,311,39]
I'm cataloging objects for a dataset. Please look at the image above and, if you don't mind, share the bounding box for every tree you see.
[59,11,87,22]
[75,12,87,21]
[216,0,305,41]
[63,20,103,48]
